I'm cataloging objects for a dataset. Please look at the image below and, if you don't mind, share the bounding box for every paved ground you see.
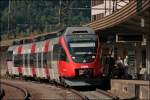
[1,79,82,100]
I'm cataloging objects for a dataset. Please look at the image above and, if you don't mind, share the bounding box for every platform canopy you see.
[84,0,149,36]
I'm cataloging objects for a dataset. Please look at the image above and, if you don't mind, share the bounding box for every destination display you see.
[66,34,97,41]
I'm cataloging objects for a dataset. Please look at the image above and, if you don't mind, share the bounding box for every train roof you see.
[12,29,64,46]
[11,27,95,46]
[64,27,95,35]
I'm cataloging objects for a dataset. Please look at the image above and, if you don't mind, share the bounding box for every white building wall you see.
[91,0,129,19]
[92,1,114,16]
[146,33,150,76]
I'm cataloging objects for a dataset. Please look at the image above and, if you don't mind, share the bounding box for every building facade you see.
[91,0,130,21]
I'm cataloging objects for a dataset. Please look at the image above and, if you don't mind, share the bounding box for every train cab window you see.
[14,54,23,67]
[7,51,13,61]
[53,44,68,61]
[60,49,67,61]
[30,53,36,67]
[38,53,42,68]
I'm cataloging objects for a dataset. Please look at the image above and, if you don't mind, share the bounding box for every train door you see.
[49,44,60,81]
[22,53,25,76]
[22,45,27,76]
[24,54,29,76]
[28,53,32,76]
[7,51,13,75]
[36,52,39,77]
[37,52,43,78]
[36,42,44,78]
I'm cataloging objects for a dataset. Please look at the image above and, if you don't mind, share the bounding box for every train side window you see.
[38,52,42,68]
[43,52,48,68]
[14,55,18,67]
[43,52,52,68]
[30,53,36,67]
[47,52,52,68]
[14,54,23,67]
[7,51,13,61]
[24,54,28,67]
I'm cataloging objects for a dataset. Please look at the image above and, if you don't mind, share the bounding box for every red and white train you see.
[6,27,105,86]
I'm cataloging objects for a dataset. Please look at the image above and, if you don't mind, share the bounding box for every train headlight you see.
[92,56,95,59]
[72,56,75,59]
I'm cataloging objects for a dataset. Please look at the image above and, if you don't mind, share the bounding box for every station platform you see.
[110,79,150,99]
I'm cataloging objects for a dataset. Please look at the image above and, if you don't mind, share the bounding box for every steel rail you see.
[68,89,88,100]
[0,81,30,100]
[74,88,118,100]
[96,88,119,100]
[24,80,86,100]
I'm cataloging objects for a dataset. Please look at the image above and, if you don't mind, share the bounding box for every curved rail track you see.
[0,79,84,100]
[0,81,29,100]
[1,76,118,100]
[71,88,118,100]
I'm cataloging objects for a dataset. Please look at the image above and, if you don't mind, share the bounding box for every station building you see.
[91,0,130,21]
[88,0,150,79]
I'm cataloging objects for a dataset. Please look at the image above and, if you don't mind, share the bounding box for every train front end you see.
[58,27,107,87]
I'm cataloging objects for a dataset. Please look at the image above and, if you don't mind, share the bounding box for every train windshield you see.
[66,34,98,63]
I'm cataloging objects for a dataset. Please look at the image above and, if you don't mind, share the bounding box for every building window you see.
[97,13,104,20]
[92,13,104,21]
[92,15,97,21]
[92,0,104,6]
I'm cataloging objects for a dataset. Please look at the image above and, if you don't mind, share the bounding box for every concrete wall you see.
[110,79,150,99]
[146,33,150,76]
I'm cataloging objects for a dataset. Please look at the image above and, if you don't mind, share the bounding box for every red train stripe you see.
[32,68,36,76]
[31,44,36,76]
[31,43,36,53]
[44,67,49,76]
[18,67,22,74]
[18,45,23,54]
[44,40,50,53]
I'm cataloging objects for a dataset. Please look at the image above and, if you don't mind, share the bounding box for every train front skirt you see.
[62,77,110,87]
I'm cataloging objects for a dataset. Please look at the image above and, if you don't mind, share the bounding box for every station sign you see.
[116,34,143,42]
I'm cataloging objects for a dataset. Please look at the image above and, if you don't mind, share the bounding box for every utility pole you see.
[59,0,62,25]
[8,0,11,36]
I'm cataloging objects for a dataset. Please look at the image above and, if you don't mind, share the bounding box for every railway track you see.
[71,88,118,100]
[0,81,29,100]
[1,77,118,100]
[27,80,118,100]
[0,79,84,100]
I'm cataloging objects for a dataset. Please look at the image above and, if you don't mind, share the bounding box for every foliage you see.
[0,0,91,39]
